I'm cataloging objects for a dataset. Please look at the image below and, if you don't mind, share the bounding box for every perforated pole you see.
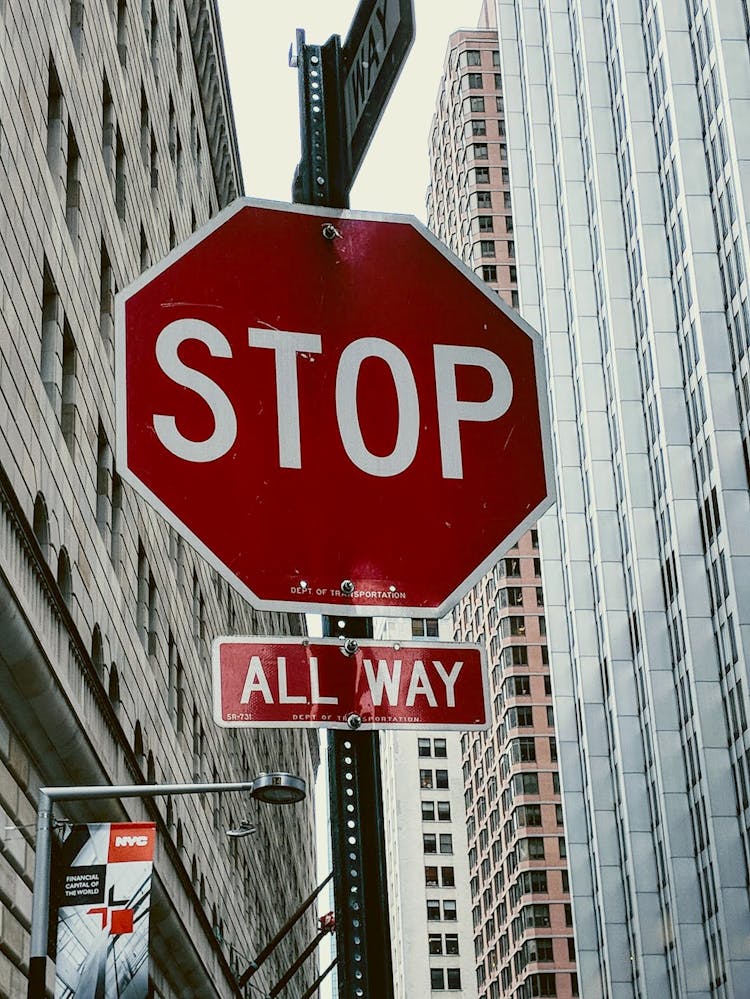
[293,27,394,997]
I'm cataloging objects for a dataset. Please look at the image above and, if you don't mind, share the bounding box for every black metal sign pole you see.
[292,28,395,999]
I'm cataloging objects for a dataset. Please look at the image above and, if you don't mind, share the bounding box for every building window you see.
[137,223,150,273]
[137,540,149,648]
[46,58,64,176]
[523,904,551,928]
[525,938,554,962]
[464,49,481,66]
[115,127,126,219]
[436,769,449,788]
[149,3,159,75]
[57,547,72,606]
[510,737,536,763]
[481,265,497,282]
[473,166,490,183]
[69,0,84,52]
[434,739,447,758]
[168,93,177,162]
[515,803,542,826]
[465,72,483,89]
[447,969,462,990]
[480,240,495,257]
[110,471,123,571]
[437,801,451,821]
[41,261,60,411]
[473,143,488,159]
[33,493,50,560]
[168,633,184,730]
[413,618,440,637]
[429,933,443,955]
[65,126,80,238]
[441,867,455,887]
[116,0,127,65]
[445,934,459,955]
[469,96,485,112]
[439,833,453,854]
[471,119,487,136]
[61,322,76,453]
[513,771,539,794]
[424,833,437,853]
[99,240,114,348]
[443,899,457,920]
[102,74,114,179]
[425,866,439,886]
[421,769,434,789]
[108,663,120,706]
[96,420,112,540]
[81,622,101,688]
[478,216,493,232]
[422,801,436,821]
[427,900,441,921]
[503,615,526,637]
[527,973,557,996]
[418,738,432,757]
[430,968,444,990]
[518,836,545,860]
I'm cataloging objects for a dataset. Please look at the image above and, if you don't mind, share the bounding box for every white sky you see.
[217,1,484,220]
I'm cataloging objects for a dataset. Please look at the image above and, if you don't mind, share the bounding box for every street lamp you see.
[250,772,306,805]
[27,774,307,999]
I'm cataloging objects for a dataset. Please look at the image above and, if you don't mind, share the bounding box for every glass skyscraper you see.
[495,0,750,993]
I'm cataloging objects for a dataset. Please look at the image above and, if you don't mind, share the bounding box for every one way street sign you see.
[342,0,415,184]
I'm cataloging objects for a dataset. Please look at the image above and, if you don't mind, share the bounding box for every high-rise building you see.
[495,0,750,993]
[426,12,578,999]
[376,617,478,999]
[426,19,517,308]
[0,2,318,996]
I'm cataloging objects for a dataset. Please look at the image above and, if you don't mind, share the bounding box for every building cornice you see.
[186,0,244,206]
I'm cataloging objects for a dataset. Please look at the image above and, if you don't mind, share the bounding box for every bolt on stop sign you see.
[115,198,553,617]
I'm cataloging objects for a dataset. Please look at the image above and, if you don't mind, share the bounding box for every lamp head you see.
[250,772,306,805]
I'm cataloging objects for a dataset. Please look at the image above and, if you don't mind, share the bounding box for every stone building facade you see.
[0,2,318,996]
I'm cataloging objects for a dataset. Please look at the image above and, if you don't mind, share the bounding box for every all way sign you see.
[213,637,488,731]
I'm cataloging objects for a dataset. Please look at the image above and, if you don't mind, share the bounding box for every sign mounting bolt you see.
[342,638,359,657]
[322,223,342,241]
[341,579,355,595]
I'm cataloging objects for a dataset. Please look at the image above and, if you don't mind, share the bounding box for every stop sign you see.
[115,198,553,617]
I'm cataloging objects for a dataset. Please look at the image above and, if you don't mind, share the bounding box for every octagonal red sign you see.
[115,198,553,617]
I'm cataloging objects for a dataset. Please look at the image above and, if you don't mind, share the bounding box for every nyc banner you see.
[55,822,155,998]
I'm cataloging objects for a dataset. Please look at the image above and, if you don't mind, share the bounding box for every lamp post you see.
[27,773,306,998]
